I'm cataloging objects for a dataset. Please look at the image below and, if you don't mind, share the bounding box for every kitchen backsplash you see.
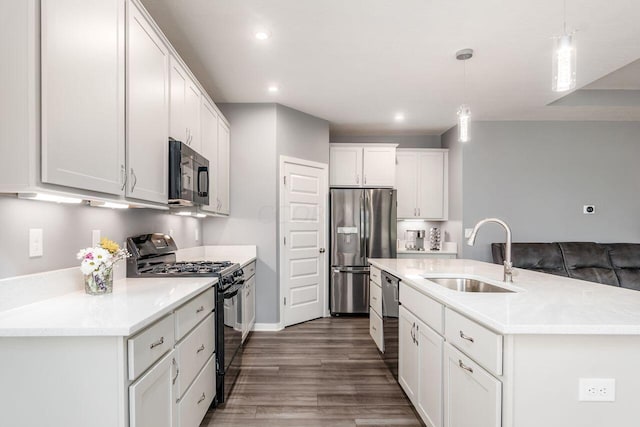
[0,195,202,279]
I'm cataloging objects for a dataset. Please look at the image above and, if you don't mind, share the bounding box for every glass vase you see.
[84,268,113,295]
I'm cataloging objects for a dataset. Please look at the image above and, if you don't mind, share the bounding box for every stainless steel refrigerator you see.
[330,188,397,314]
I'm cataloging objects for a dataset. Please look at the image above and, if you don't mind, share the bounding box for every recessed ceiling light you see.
[255,31,270,40]
[394,113,405,122]
[268,85,279,93]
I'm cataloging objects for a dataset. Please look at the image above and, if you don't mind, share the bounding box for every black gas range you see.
[126,233,244,406]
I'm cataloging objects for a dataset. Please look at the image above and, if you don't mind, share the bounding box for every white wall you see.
[0,196,202,279]
[443,121,640,262]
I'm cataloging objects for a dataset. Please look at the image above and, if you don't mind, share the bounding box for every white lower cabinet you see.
[396,281,501,427]
[129,350,178,427]
[178,354,216,427]
[399,306,443,427]
[443,343,501,427]
[242,263,256,342]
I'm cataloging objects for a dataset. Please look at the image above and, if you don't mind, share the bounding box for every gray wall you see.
[203,103,329,325]
[203,103,278,323]
[441,127,463,248]
[0,196,202,279]
[445,121,640,262]
[330,134,441,148]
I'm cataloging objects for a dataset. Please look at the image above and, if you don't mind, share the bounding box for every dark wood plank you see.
[200,317,424,427]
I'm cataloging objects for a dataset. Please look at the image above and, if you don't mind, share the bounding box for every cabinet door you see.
[126,0,169,203]
[363,146,395,187]
[169,56,187,143]
[395,152,418,218]
[41,0,125,195]
[129,350,177,427]
[417,152,446,219]
[398,306,419,405]
[185,78,201,153]
[443,343,501,427]
[242,275,256,342]
[216,120,230,215]
[330,146,362,186]
[417,319,444,427]
[200,99,219,213]
[247,275,256,333]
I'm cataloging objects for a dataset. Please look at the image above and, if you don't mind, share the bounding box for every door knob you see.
[319,248,325,253]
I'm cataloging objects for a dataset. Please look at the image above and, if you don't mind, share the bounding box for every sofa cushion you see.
[557,242,619,286]
[606,243,640,291]
[491,243,568,277]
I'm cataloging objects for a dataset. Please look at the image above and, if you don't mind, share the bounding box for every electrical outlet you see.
[92,230,101,247]
[29,228,43,258]
[583,205,596,215]
[579,378,615,402]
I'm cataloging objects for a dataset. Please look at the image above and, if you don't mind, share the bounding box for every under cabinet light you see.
[89,201,129,209]
[19,193,83,204]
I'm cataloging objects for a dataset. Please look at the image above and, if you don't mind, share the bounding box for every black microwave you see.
[169,138,210,206]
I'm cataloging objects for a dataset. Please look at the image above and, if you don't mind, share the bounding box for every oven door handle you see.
[223,283,243,299]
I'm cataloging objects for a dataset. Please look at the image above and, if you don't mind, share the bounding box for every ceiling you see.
[141,0,640,135]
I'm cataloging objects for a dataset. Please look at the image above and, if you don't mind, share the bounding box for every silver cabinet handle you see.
[459,330,475,343]
[458,359,474,374]
[172,357,180,385]
[410,322,416,343]
[197,393,206,404]
[371,296,377,301]
[415,324,419,346]
[355,174,359,184]
[196,305,205,313]
[414,207,417,216]
[319,248,325,253]
[120,164,127,191]
[364,175,367,184]
[150,336,164,349]
[130,168,137,192]
[196,344,205,354]
[418,208,421,216]
[371,325,377,331]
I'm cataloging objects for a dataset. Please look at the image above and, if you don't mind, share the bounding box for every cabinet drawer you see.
[369,280,382,316]
[444,343,502,427]
[399,282,443,334]
[175,312,215,398]
[244,261,256,278]
[178,353,216,427]
[370,265,382,286]
[369,309,384,352]
[445,308,503,376]
[128,314,175,381]
[175,287,215,341]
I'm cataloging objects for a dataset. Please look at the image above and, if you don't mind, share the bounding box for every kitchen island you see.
[369,258,640,427]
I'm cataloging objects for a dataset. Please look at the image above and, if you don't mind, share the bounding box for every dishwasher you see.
[381,270,400,380]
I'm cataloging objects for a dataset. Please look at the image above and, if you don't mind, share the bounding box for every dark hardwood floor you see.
[201,317,423,427]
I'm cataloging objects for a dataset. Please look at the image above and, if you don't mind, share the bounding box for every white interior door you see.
[281,157,328,327]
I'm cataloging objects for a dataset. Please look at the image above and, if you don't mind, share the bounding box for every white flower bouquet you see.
[77,238,130,295]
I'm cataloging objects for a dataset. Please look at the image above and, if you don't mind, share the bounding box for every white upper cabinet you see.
[362,146,396,187]
[126,0,169,204]
[330,146,363,186]
[170,57,201,152]
[217,120,230,215]
[330,144,396,187]
[200,98,219,214]
[396,149,448,220]
[40,0,125,196]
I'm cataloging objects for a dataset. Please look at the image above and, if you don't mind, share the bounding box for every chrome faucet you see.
[467,218,513,283]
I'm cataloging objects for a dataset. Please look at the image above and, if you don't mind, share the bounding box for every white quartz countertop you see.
[0,277,216,337]
[368,258,640,335]
[397,248,458,255]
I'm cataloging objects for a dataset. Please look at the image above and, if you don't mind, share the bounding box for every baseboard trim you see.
[252,323,284,332]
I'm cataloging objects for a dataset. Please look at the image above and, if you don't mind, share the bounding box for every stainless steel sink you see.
[427,277,515,293]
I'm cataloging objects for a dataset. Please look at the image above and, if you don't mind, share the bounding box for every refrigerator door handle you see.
[360,192,365,257]
[332,268,370,274]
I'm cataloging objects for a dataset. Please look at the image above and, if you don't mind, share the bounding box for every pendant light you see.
[552,0,576,92]
[456,48,473,143]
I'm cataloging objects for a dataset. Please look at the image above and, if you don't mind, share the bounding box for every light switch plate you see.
[29,228,43,258]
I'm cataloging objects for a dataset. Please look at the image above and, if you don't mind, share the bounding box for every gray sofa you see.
[491,242,640,291]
